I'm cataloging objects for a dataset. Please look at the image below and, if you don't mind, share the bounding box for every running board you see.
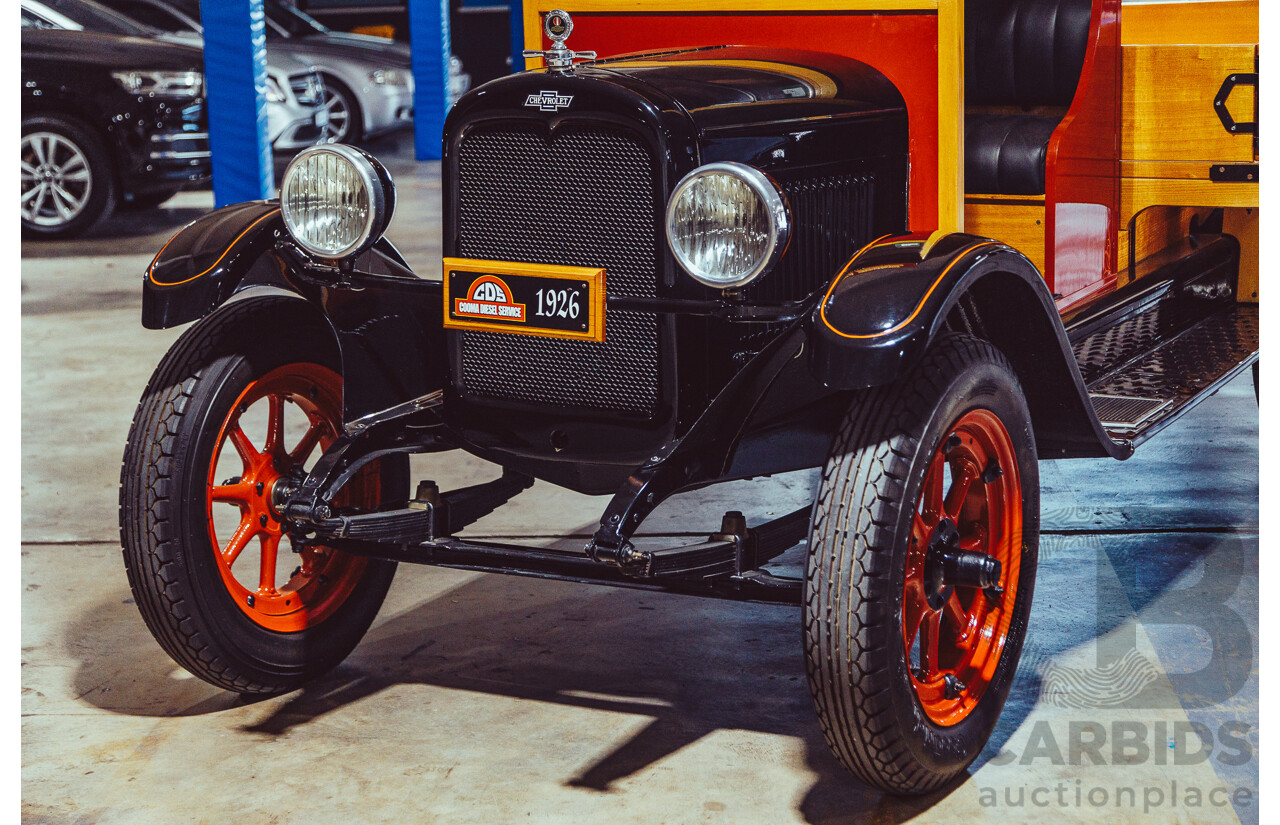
[1076,303,1257,445]
[1066,233,1257,447]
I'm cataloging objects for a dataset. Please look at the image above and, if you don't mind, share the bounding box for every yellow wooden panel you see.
[1121,0,1258,46]
[1121,178,1259,225]
[963,201,1046,275]
[1121,160,1237,180]
[1117,229,1131,287]
[937,0,963,233]
[1122,44,1255,163]
[1222,207,1258,302]
[1129,205,1215,260]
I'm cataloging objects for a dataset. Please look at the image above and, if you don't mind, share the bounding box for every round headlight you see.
[280,144,395,259]
[665,162,790,289]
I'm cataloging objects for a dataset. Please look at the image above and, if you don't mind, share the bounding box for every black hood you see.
[578,46,903,131]
[22,28,203,71]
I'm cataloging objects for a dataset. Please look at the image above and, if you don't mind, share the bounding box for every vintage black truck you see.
[120,0,1258,794]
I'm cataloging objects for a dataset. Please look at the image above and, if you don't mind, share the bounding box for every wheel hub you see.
[922,517,959,610]
[922,517,1002,610]
[204,363,376,632]
[901,408,1023,727]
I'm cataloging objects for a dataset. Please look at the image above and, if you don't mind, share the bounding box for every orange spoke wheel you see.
[206,363,379,632]
[804,334,1038,795]
[120,303,405,695]
[902,409,1020,726]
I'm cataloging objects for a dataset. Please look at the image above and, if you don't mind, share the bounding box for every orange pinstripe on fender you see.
[147,208,282,287]
[819,241,998,340]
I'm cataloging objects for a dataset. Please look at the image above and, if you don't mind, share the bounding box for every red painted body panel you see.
[1046,0,1122,312]
[540,12,941,232]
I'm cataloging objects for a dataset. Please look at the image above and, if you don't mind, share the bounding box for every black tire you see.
[1252,360,1259,405]
[119,298,405,694]
[803,333,1039,794]
[320,75,362,144]
[21,114,117,239]
[122,188,180,211]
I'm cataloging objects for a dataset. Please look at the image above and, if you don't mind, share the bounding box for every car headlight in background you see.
[368,68,409,86]
[280,144,396,260]
[111,70,203,98]
[665,162,791,289]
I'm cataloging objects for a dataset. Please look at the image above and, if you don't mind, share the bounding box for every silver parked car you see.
[22,0,328,153]
[98,0,470,144]
[264,56,330,151]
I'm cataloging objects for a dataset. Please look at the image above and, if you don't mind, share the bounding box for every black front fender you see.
[141,199,446,425]
[143,201,286,329]
[810,232,1129,459]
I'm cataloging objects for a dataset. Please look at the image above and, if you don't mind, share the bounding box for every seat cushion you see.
[967,0,1093,107]
[965,113,1061,195]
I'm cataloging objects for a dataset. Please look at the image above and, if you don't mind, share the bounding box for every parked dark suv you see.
[20,25,211,238]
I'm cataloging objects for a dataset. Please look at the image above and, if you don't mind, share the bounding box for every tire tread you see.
[803,334,1021,794]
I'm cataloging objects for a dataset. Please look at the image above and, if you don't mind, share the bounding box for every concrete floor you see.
[22,135,1259,824]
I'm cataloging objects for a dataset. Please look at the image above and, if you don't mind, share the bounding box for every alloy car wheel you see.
[21,115,116,239]
[804,333,1039,794]
[319,79,359,144]
[22,132,91,224]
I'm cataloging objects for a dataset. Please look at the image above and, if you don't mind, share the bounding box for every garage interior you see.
[21,129,1259,822]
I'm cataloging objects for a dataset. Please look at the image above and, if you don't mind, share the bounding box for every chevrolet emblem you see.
[525,90,574,112]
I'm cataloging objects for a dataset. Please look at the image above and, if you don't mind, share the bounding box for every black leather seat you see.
[964,0,1093,195]
[965,113,1060,195]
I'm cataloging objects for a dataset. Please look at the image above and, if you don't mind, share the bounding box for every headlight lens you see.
[280,145,395,259]
[111,70,203,98]
[665,162,790,289]
[369,68,409,86]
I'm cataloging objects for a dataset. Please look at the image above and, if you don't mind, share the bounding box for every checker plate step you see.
[1089,395,1172,432]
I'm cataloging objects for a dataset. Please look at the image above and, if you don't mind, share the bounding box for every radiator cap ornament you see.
[545,9,572,42]
[522,9,596,73]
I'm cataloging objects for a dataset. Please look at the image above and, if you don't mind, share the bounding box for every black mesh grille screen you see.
[746,173,876,303]
[455,123,660,416]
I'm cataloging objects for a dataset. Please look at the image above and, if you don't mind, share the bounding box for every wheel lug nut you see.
[259,514,269,527]
[256,481,264,495]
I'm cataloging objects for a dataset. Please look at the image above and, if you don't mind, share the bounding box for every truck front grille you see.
[746,172,876,303]
[454,123,660,417]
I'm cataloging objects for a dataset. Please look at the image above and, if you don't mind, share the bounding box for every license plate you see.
[442,258,606,342]
[314,108,330,127]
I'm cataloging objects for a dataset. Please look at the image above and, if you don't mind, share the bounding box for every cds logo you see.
[454,275,526,322]
[525,90,573,112]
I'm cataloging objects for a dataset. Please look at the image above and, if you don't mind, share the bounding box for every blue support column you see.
[408,0,452,161]
[200,0,271,207]
[510,0,526,74]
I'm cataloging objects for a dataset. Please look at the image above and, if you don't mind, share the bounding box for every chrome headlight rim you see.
[665,161,791,290]
[279,144,396,260]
